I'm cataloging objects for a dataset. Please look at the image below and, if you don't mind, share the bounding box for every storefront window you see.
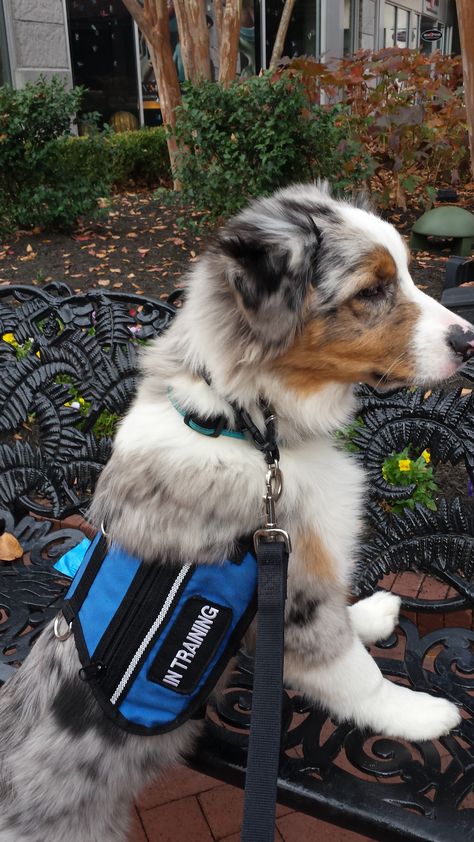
[0,4,11,86]
[410,13,420,48]
[383,4,396,47]
[265,0,320,65]
[66,0,139,128]
[396,8,408,48]
[343,0,356,56]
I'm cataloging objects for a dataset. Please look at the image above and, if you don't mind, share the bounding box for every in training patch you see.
[148,597,232,694]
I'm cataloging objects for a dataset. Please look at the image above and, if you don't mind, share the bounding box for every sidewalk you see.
[128,764,372,842]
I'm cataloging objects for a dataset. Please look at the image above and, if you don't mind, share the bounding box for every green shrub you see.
[108,127,170,188]
[0,75,170,233]
[0,77,112,233]
[171,74,371,223]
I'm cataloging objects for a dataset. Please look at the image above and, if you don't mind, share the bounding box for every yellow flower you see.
[78,397,86,406]
[2,332,17,347]
[421,449,431,463]
[398,459,412,472]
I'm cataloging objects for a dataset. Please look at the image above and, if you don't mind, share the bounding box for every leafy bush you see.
[107,128,169,187]
[0,76,171,233]
[0,77,112,233]
[282,49,469,209]
[59,128,170,193]
[382,447,438,513]
[171,74,371,223]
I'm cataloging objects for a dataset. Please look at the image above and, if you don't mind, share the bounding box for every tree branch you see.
[269,0,297,70]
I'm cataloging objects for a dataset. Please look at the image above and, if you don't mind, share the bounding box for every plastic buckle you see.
[184,412,226,437]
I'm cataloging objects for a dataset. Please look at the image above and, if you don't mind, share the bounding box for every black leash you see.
[239,409,291,842]
[241,534,289,842]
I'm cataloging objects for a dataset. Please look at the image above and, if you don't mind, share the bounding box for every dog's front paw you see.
[372,683,461,742]
[349,591,401,645]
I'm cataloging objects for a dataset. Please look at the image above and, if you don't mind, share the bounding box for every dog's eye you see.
[355,282,387,301]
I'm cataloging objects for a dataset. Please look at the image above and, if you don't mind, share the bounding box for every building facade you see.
[0,0,460,127]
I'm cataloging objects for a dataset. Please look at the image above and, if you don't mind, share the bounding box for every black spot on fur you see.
[220,227,320,312]
[280,198,340,228]
[287,593,319,627]
[52,678,126,745]
[221,234,290,305]
[52,677,96,736]
[78,760,100,782]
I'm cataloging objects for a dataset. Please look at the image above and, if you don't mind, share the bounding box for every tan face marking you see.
[356,245,397,289]
[274,246,422,394]
[295,529,338,581]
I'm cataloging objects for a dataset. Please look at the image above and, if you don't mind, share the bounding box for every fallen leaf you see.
[0,532,23,561]
[97,279,110,286]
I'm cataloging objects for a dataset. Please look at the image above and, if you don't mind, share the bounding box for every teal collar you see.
[168,388,247,440]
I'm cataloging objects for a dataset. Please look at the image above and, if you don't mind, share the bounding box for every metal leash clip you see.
[253,459,291,554]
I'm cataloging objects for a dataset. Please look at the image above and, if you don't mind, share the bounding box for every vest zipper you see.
[91,563,167,674]
[109,563,192,705]
[89,561,193,706]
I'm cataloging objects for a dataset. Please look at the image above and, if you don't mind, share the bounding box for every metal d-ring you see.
[54,611,73,641]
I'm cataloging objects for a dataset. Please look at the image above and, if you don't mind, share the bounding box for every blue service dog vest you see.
[55,533,258,735]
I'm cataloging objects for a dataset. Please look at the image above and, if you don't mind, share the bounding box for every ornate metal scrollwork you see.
[0,507,84,684]
[0,283,176,518]
[194,617,474,840]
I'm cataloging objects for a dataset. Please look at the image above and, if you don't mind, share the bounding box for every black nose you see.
[447,325,474,362]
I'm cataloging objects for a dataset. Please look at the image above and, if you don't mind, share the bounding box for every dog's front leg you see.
[283,536,460,742]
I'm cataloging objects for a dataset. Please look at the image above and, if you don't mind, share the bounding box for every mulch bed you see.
[1,187,472,301]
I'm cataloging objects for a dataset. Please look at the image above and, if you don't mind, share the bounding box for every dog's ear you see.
[216,221,321,346]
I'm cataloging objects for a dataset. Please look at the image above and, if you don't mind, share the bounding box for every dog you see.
[1,182,472,842]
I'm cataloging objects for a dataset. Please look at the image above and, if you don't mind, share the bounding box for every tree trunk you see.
[456,0,474,179]
[213,0,224,54]
[219,0,242,86]
[121,0,182,187]
[269,0,296,70]
[173,0,212,81]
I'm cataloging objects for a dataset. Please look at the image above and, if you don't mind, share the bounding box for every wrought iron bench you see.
[1,283,473,841]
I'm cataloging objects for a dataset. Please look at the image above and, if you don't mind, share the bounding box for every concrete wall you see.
[4,0,72,87]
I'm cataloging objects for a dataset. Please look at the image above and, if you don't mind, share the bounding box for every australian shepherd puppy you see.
[1,183,473,842]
